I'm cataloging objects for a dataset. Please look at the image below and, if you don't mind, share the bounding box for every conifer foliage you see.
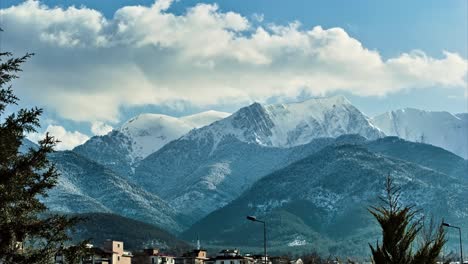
[369,177,447,264]
[0,51,78,263]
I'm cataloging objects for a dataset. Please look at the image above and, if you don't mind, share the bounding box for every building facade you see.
[175,249,209,264]
[209,249,254,264]
[102,240,132,264]
[133,248,176,264]
[55,240,132,264]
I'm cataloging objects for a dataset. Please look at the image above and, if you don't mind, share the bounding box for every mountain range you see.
[132,96,384,219]
[73,111,229,177]
[182,137,468,255]
[26,95,467,255]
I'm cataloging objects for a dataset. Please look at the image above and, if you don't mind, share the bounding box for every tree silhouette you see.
[0,51,78,263]
[369,177,446,264]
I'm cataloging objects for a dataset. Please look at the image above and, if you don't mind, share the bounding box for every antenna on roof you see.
[196,233,201,250]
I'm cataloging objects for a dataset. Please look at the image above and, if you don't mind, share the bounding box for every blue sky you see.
[0,0,466,149]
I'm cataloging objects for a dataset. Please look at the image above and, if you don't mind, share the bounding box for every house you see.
[208,249,255,264]
[101,240,132,264]
[55,240,132,264]
[55,243,111,264]
[81,246,111,264]
[175,249,209,264]
[289,259,303,264]
[270,256,289,264]
[250,255,271,264]
[133,248,176,264]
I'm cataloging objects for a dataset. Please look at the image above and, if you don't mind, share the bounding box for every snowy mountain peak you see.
[394,108,460,120]
[120,114,191,136]
[282,95,351,108]
[74,110,230,174]
[184,96,383,149]
[372,108,468,158]
[180,110,231,128]
[118,111,230,161]
[119,114,194,160]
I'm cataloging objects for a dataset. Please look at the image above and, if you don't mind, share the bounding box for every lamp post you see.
[247,216,267,264]
[442,222,463,263]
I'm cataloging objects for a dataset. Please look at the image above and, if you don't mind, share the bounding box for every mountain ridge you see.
[371,108,468,159]
[182,142,468,255]
[125,96,386,220]
[183,96,384,150]
[73,110,230,176]
[45,150,191,233]
[70,212,190,252]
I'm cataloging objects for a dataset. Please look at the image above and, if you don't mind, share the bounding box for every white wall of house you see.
[150,256,175,264]
[215,259,252,264]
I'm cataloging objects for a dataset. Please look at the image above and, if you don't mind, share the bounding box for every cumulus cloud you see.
[91,121,113,135]
[27,125,90,150]
[1,0,467,123]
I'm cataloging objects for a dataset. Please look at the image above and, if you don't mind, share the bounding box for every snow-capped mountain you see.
[29,95,467,252]
[134,96,385,219]
[180,110,231,128]
[119,114,193,162]
[75,96,380,178]
[185,95,384,149]
[372,108,468,159]
[120,110,231,161]
[74,110,229,176]
[135,136,337,219]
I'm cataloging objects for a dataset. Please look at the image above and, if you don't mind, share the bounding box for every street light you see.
[246,216,267,264]
[442,222,463,264]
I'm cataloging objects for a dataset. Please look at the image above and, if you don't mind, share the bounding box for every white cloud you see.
[28,125,89,150]
[91,121,113,136]
[2,0,467,123]
[252,13,264,23]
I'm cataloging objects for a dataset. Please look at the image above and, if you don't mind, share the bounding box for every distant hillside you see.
[366,136,467,181]
[103,95,383,221]
[182,144,468,256]
[135,136,342,220]
[71,213,191,254]
[45,151,191,233]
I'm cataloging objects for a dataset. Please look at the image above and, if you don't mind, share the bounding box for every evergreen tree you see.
[369,177,446,264]
[62,241,92,264]
[0,51,78,263]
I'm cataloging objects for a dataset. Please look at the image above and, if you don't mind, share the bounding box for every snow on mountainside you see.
[372,108,468,159]
[119,114,192,162]
[184,95,384,149]
[76,96,379,178]
[135,96,385,220]
[183,143,468,255]
[263,96,384,146]
[73,110,229,176]
[45,151,190,233]
[456,113,468,122]
[180,110,231,128]
[120,111,230,161]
